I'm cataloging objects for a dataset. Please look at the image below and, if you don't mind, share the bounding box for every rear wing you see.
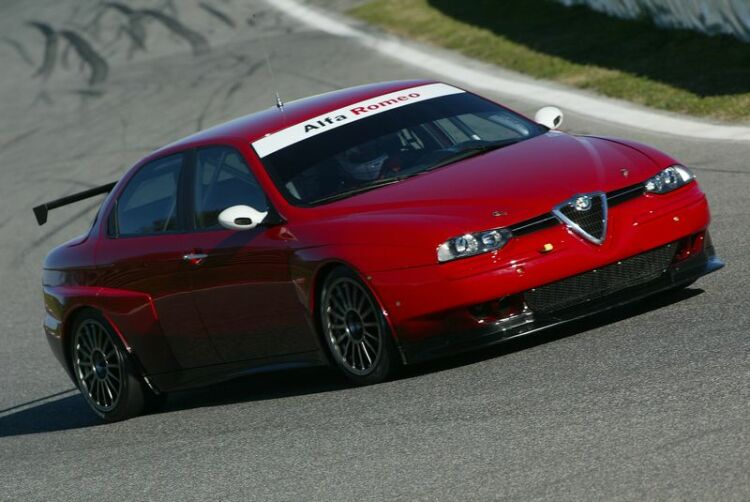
[33,182,117,225]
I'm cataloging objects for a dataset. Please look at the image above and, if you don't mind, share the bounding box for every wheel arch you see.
[309,261,351,363]
[62,306,133,372]
[62,304,165,394]
[310,260,401,353]
[60,305,94,380]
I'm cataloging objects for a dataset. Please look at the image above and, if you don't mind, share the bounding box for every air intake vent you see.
[525,243,677,314]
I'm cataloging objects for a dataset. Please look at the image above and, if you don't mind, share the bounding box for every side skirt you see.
[147,350,329,393]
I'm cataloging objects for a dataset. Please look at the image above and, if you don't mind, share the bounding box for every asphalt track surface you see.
[0,1,748,500]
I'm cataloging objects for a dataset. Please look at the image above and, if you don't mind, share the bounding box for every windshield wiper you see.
[423,138,523,173]
[309,175,414,205]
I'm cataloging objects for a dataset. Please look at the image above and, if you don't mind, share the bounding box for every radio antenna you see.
[249,13,284,110]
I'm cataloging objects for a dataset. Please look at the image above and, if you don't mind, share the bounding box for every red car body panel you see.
[41,79,722,391]
[370,185,710,343]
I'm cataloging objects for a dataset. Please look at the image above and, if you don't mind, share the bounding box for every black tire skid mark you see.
[224,80,243,101]
[0,37,35,66]
[79,4,109,42]
[247,9,291,37]
[278,68,341,92]
[25,0,232,105]
[195,59,265,131]
[140,9,210,56]
[59,30,109,86]
[71,88,106,109]
[226,59,266,100]
[122,21,147,58]
[26,21,109,88]
[0,128,40,152]
[31,90,54,107]
[103,3,148,57]
[18,199,102,262]
[60,42,72,70]
[26,21,58,81]
[103,3,209,56]
[199,3,236,29]
[196,82,226,131]
[158,0,179,18]
[0,215,13,233]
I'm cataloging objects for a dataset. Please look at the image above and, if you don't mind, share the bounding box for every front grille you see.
[557,194,606,242]
[507,183,645,239]
[525,243,677,314]
[608,184,645,207]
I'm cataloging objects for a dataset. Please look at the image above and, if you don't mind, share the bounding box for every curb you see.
[268,0,750,142]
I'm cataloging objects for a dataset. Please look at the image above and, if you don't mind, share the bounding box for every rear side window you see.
[193,147,268,230]
[115,154,183,236]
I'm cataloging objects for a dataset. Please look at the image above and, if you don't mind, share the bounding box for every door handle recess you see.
[183,252,208,264]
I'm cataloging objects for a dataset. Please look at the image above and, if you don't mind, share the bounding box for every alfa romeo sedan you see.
[35,80,723,421]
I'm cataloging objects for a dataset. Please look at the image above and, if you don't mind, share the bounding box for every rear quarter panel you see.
[43,229,181,377]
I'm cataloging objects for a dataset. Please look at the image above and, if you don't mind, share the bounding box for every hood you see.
[316,132,660,228]
[290,132,665,268]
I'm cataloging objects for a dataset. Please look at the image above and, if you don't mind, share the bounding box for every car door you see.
[96,152,222,369]
[184,145,316,363]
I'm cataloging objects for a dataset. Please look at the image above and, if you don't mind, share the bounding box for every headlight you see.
[437,228,512,263]
[644,165,694,194]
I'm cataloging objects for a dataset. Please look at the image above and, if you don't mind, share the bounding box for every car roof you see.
[152,79,439,158]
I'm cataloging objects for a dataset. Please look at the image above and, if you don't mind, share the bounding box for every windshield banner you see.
[252,83,465,158]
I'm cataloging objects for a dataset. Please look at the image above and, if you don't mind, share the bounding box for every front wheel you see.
[320,268,400,385]
[70,310,152,422]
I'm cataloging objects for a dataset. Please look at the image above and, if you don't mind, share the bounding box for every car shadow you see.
[0,369,350,438]
[0,287,702,437]
[162,366,349,413]
[427,0,750,97]
[0,392,100,438]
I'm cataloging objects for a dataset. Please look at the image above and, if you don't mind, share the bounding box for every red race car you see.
[36,80,723,421]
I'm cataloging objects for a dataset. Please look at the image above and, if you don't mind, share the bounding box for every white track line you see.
[268,0,750,142]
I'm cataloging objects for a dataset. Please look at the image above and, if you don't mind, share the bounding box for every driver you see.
[337,143,387,182]
[337,133,405,183]
[378,134,404,178]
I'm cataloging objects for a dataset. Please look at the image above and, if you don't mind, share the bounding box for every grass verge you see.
[350,0,750,122]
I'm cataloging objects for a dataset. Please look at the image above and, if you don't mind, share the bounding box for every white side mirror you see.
[218,205,268,231]
[534,106,564,130]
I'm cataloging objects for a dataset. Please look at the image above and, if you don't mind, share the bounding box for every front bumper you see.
[399,243,723,364]
[366,183,720,363]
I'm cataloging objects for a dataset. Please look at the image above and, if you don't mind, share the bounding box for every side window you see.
[115,154,183,236]
[193,147,268,230]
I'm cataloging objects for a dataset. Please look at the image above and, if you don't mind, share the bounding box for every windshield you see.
[258,92,545,206]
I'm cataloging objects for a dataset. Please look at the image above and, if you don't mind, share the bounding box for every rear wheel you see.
[320,268,400,385]
[70,311,151,422]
